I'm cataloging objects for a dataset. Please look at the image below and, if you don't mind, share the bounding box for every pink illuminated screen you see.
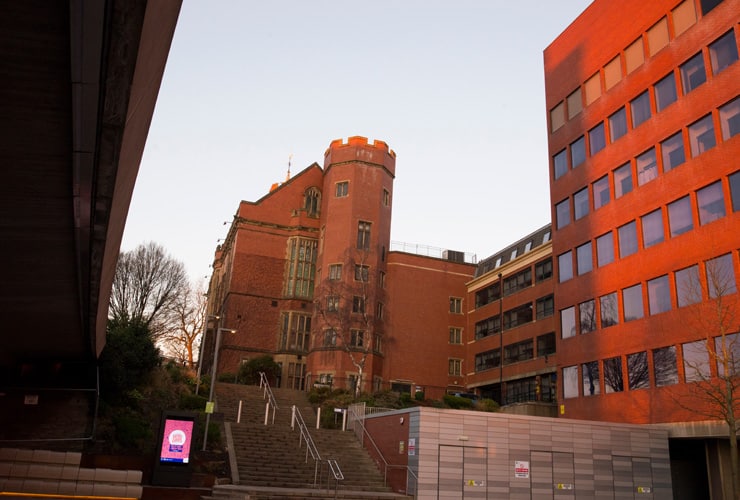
[159,418,194,464]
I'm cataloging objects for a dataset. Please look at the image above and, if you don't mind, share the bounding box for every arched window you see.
[304,187,321,217]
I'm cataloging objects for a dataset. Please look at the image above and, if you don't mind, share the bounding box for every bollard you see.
[237,400,243,424]
[316,407,321,429]
[264,402,269,426]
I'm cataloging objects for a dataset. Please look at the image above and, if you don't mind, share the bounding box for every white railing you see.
[291,405,323,487]
[258,371,278,425]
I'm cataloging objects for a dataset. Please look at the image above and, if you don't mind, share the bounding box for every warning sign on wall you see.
[514,461,530,479]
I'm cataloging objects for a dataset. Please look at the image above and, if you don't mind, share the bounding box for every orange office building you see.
[545,0,739,493]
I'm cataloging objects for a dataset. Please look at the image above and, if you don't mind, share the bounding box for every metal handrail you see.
[258,371,278,424]
[326,459,344,498]
[347,405,418,498]
[292,405,324,486]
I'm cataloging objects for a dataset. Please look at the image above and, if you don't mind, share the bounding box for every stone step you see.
[215,383,393,496]
[204,484,410,500]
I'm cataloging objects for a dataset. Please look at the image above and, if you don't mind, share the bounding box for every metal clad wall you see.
[400,407,672,499]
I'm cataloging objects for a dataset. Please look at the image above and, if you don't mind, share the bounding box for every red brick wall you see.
[385,252,475,399]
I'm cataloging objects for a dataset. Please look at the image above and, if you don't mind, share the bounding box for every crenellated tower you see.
[308,136,396,394]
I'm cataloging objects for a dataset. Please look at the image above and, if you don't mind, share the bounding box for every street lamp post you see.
[202,327,236,451]
[498,273,504,406]
[195,314,219,396]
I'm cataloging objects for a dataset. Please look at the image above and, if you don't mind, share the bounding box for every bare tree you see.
[109,242,189,340]
[314,251,383,398]
[678,254,740,500]
[158,281,207,367]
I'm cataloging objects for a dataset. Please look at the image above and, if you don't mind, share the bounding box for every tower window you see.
[335,181,349,197]
[357,221,371,250]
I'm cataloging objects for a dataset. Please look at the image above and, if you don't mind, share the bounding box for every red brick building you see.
[203,136,477,398]
[546,0,739,494]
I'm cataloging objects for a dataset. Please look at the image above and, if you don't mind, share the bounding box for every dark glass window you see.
[503,268,532,296]
[558,251,573,282]
[600,292,619,328]
[475,349,500,371]
[653,346,678,386]
[706,253,737,298]
[574,187,589,220]
[571,136,586,167]
[475,282,500,308]
[689,115,716,157]
[579,299,596,334]
[596,232,614,267]
[614,163,633,198]
[623,284,644,321]
[730,171,740,212]
[631,91,651,128]
[535,258,553,282]
[627,352,650,390]
[715,333,740,377]
[475,315,500,340]
[589,122,606,155]
[582,361,600,396]
[537,333,556,357]
[553,150,568,179]
[504,339,534,365]
[709,30,738,74]
[556,199,571,229]
[661,132,685,173]
[668,196,694,237]
[503,303,533,329]
[683,340,710,382]
[641,209,664,248]
[609,107,628,142]
[563,366,578,398]
[561,306,576,339]
[676,265,701,307]
[618,221,638,258]
[593,175,610,210]
[636,148,657,186]
[700,0,723,15]
[648,275,671,315]
[719,97,740,140]
[604,357,624,393]
[536,295,554,319]
[655,72,677,112]
[680,53,706,93]
[697,181,726,225]
[577,242,593,275]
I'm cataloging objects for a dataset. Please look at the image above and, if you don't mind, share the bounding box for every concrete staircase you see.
[203,383,409,500]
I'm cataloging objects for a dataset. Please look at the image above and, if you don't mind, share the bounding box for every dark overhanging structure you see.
[0,0,182,441]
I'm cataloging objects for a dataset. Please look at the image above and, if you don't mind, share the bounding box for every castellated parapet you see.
[324,136,396,177]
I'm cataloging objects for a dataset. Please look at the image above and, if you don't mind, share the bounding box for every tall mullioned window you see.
[280,312,312,352]
[285,238,317,298]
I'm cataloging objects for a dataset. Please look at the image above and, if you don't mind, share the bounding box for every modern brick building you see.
[203,136,477,399]
[545,0,739,495]
[465,224,558,414]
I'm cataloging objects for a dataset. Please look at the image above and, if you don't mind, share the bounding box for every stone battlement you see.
[323,136,396,176]
[325,135,396,158]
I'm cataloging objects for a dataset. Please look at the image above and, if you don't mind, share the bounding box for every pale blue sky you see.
[122,1,592,281]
